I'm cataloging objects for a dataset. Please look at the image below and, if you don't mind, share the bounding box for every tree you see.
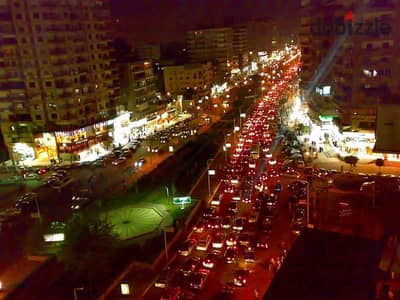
[58,213,118,286]
[344,155,359,168]
[375,158,384,173]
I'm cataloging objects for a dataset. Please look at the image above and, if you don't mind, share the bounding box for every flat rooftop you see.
[264,228,383,300]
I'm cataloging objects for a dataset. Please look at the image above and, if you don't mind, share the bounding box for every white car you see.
[212,233,226,249]
[196,235,212,251]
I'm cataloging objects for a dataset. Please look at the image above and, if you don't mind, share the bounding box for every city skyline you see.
[111,0,299,44]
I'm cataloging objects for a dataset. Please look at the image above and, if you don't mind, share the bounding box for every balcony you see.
[49,48,68,56]
[8,114,32,122]
[47,37,66,44]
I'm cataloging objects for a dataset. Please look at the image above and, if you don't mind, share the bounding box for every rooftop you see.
[264,228,383,300]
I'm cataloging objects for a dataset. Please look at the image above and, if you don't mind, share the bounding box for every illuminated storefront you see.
[110,112,131,147]
[12,143,35,162]
[34,133,58,160]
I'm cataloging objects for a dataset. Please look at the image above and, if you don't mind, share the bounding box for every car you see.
[238,232,251,247]
[233,217,247,231]
[211,194,222,206]
[212,233,226,249]
[51,172,65,180]
[71,189,91,201]
[46,177,60,186]
[222,216,232,229]
[256,234,269,248]
[154,268,171,288]
[55,169,67,176]
[160,286,181,300]
[112,157,127,165]
[233,269,249,286]
[248,212,259,224]
[360,181,375,191]
[224,247,237,264]
[121,151,132,159]
[203,207,216,218]
[181,258,201,276]
[244,248,256,262]
[134,158,146,168]
[24,173,40,180]
[178,239,196,256]
[263,217,273,231]
[196,234,212,251]
[288,180,307,191]
[189,272,208,290]
[202,253,218,269]
[226,233,238,247]
[193,218,207,233]
[15,193,38,214]
[37,168,49,175]
[151,146,160,153]
[207,216,221,230]
[71,197,92,210]
[228,201,238,213]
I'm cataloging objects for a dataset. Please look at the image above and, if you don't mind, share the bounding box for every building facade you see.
[0,0,119,162]
[299,0,400,130]
[119,60,157,113]
[232,24,249,70]
[162,62,213,97]
[186,27,233,82]
[135,43,160,62]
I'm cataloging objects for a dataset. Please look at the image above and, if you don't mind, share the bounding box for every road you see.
[138,49,302,300]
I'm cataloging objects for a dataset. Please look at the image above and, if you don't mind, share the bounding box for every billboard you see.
[374,104,400,153]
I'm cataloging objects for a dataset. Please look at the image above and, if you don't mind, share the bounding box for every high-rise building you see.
[232,24,249,70]
[163,62,213,96]
[135,43,160,62]
[186,27,233,82]
[0,0,120,162]
[119,60,157,113]
[299,0,400,130]
[247,19,279,52]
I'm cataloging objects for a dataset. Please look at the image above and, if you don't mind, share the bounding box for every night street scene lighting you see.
[0,0,399,299]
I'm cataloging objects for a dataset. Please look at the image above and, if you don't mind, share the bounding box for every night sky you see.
[111,0,299,45]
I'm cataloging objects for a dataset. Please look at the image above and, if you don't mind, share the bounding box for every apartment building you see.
[0,0,119,162]
[119,60,157,113]
[186,27,233,82]
[135,43,160,62]
[299,0,400,130]
[163,62,213,96]
[232,24,249,70]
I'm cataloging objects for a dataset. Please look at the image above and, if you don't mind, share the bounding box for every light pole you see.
[73,287,84,300]
[165,186,169,198]
[34,195,42,224]
[207,159,215,197]
[162,226,174,262]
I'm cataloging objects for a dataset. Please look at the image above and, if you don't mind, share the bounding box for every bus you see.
[250,144,260,159]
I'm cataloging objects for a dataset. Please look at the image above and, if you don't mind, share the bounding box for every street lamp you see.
[165,186,169,198]
[162,226,174,262]
[73,287,84,300]
[207,159,215,197]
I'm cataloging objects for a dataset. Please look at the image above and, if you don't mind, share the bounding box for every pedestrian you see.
[341,165,344,173]
[254,288,259,300]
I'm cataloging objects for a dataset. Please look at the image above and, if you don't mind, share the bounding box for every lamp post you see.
[34,195,42,224]
[165,186,169,198]
[207,159,215,197]
[73,287,84,300]
[162,226,174,262]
